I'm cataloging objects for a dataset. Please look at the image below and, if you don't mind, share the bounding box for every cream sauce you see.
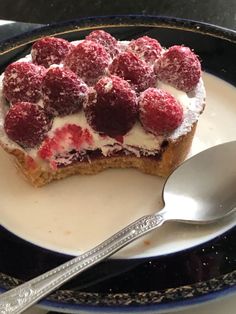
[0,72,235,258]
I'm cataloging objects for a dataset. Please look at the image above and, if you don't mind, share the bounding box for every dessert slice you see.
[0,31,205,187]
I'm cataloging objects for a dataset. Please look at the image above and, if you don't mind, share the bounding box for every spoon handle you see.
[0,213,165,314]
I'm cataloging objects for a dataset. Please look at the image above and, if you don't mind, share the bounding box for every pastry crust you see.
[0,123,196,187]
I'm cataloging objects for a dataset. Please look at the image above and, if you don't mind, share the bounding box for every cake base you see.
[1,123,197,187]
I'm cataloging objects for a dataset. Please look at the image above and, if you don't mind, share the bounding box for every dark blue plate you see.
[0,15,235,313]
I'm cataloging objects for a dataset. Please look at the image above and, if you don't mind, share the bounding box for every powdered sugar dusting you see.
[154,45,201,92]
[109,51,156,92]
[64,40,111,85]
[85,30,119,58]
[0,39,205,169]
[31,37,71,68]
[127,36,163,64]
[3,62,44,103]
[170,79,205,140]
[4,102,51,148]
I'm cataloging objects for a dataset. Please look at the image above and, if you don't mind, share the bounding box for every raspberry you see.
[84,75,138,137]
[109,51,156,92]
[3,62,44,103]
[154,45,201,92]
[38,124,93,164]
[127,36,163,64]
[64,40,110,85]
[85,30,119,58]
[4,102,52,148]
[139,88,183,135]
[31,37,71,68]
[42,67,88,116]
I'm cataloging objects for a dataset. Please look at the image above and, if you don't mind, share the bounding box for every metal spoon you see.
[1,141,236,314]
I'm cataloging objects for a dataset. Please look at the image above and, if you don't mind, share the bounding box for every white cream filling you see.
[0,42,206,169]
[45,111,163,159]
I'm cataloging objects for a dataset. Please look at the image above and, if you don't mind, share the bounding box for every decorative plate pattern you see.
[0,16,235,313]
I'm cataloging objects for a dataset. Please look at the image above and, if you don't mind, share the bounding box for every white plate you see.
[0,72,235,258]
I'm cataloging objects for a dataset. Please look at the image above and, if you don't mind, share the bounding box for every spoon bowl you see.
[161,140,236,223]
[0,141,236,313]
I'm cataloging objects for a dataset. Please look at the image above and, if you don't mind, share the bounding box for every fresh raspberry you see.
[84,75,138,137]
[139,88,183,135]
[3,62,45,103]
[109,51,156,92]
[42,67,88,116]
[154,45,201,92]
[85,30,119,58]
[31,37,71,68]
[4,102,52,148]
[64,40,110,85]
[38,124,93,166]
[127,36,163,64]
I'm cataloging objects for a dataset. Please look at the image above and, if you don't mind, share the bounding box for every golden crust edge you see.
[0,122,197,187]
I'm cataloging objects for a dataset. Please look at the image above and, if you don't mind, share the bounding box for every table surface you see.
[0,1,235,312]
[0,0,235,30]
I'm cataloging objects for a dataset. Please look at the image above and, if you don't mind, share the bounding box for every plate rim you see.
[0,14,235,313]
[0,270,235,312]
[0,14,236,55]
[40,284,236,313]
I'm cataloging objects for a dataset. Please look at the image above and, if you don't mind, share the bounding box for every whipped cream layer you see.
[0,41,206,170]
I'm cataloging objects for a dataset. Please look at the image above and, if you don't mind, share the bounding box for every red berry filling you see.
[109,51,156,92]
[31,37,71,68]
[84,75,138,137]
[139,88,184,135]
[154,45,201,92]
[127,36,163,64]
[64,40,110,85]
[38,124,93,168]
[4,102,52,148]
[85,30,119,58]
[3,62,45,103]
[42,67,88,117]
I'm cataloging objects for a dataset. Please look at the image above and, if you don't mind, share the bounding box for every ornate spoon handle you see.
[0,213,165,314]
